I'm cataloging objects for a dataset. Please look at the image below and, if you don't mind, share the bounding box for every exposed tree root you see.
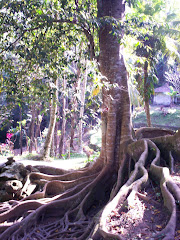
[0,160,116,239]
[97,131,180,240]
[0,128,179,240]
[98,139,149,239]
[135,127,175,140]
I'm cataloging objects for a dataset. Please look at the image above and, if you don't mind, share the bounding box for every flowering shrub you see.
[6,133,13,140]
[0,132,14,155]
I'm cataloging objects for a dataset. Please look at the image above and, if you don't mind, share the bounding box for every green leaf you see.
[36,9,43,15]
[135,42,140,47]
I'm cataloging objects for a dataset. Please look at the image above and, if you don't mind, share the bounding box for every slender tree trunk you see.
[50,132,55,157]
[34,112,43,153]
[29,104,36,153]
[98,0,132,169]
[53,118,59,157]
[78,62,87,153]
[59,77,67,157]
[19,107,23,155]
[70,115,75,149]
[70,69,80,150]
[42,79,58,160]
[144,60,151,127]
[144,98,151,127]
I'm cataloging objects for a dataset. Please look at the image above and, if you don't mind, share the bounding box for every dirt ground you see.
[0,155,86,170]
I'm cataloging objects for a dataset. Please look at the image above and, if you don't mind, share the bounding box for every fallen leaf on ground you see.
[156,225,162,229]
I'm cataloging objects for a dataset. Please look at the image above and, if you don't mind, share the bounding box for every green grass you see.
[132,106,180,130]
[67,152,87,159]
[59,152,87,162]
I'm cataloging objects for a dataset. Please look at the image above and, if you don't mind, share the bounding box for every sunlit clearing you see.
[90,128,102,146]
[168,109,176,114]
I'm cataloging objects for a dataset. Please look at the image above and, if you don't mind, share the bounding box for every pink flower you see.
[6,133,13,140]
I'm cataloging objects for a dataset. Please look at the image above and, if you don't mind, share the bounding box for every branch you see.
[0,34,23,55]
[48,18,96,59]
[1,16,96,60]
[0,26,42,55]
[82,27,95,60]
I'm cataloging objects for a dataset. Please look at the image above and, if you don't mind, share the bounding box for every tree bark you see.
[98,0,132,168]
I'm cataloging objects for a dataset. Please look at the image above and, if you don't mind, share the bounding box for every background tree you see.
[124,0,180,126]
[41,78,58,160]
[165,69,180,93]
[124,0,167,126]
[59,76,67,157]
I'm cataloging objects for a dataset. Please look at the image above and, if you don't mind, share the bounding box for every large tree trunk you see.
[98,0,132,168]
